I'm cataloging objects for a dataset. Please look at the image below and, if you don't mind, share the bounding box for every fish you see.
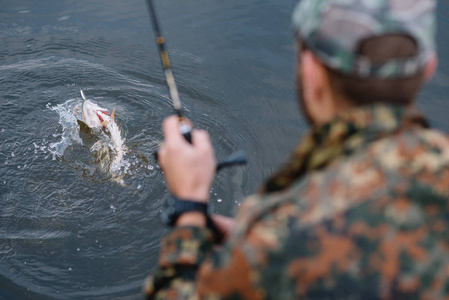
[74,90,127,180]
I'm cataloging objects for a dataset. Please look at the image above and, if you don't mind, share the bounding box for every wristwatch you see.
[160,194,208,227]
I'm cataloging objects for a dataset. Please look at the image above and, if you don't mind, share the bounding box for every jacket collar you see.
[260,104,428,194]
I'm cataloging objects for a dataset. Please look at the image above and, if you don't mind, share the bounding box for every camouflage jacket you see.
[144,105,449,300]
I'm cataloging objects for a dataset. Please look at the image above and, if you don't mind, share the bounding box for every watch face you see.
[160,208,170,226]
[160,196,176,226]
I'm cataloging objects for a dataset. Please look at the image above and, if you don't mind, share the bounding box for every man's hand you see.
[210,214,235,243]
[158,116,216,203]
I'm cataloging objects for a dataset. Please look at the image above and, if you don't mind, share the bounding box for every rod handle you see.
[216,151,247,172]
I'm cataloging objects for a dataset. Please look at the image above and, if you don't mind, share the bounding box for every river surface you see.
[1,1,449,299]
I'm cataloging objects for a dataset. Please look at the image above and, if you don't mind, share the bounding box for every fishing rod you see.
[146,0,247,171]
[146,0,192,143]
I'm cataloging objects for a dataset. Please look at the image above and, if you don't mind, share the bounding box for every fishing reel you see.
[154,120,248,173]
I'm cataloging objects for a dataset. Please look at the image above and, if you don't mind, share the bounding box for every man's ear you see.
[424,53,438,82]
[300,51,336,125]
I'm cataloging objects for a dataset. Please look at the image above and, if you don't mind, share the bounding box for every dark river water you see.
[1,1,448,299]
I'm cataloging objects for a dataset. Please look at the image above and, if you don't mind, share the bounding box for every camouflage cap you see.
[292,0,436,79]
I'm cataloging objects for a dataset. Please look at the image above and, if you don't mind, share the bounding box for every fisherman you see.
[145,0,449,298]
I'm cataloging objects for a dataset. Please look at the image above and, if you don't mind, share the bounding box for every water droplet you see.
[137,184,141,190]
[68,267,72,271]
[217,198,222,202]
[95,240,98,243]
[76,248,80,252]
[11,152,15,157]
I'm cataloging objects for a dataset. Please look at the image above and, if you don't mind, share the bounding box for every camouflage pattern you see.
[144,104,449,299]
[291,0,437,79]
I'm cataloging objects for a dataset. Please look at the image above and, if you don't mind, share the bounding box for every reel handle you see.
[178,120,248,171]
[154,117,247,171]
[216,151,247,172]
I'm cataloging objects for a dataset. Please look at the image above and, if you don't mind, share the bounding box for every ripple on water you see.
[0,24,247,299]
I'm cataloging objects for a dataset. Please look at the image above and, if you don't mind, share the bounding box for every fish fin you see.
[73,106,81,115]
[111,108,116,122]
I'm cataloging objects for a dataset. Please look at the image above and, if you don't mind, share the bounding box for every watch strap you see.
[174,199,208,216]
[162,195,225,244]
[163,195,208,227]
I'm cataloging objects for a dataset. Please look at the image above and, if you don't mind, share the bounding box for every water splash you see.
[45,98,156,184]
[47,99,82,157]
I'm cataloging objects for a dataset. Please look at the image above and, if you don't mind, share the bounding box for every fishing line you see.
[70,36,89,120]
[71,31,89,103]
[72,42,84,91]
[71,32,102,103]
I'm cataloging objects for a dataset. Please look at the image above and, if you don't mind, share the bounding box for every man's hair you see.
[302,34,426,106]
